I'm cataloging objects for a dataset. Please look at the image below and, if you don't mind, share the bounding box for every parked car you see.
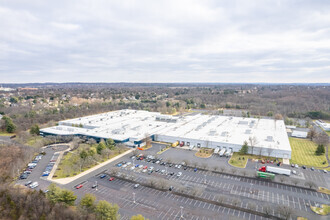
[100,174,106,178]
[76,184,83,189]
[291,164,295,167]
[143,166,148,169]
[134,184,140,188]
[92,184,98,188]
[177,165,182,169]
[138,165,143,168]
[194,168,198,172]
[295,164,299,168]
[142,169,147,173]
[155,160,160,164]
[109,177,115,181]
[323,170,328,173]
[42,172,50,177]
[177,172,182,177]
[311,167,315,171]
[169,186,174,191]
[169,172,174,176]
[126,162,131,165]
[30,182,39,189]
[292,170,297,175]
[135,164,139,168]
[161,170,165,174]
[24,170,32,174]
[168,163,173,167]
[155,169,160,172]
[183,166,187,170]
[24,181,32,186]
[116,163,122,167]
[20,173,28,179]
[130,166,135,170]
[122,164,127,168]
[302,165,306,169]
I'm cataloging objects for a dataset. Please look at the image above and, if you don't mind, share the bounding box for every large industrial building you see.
[40,109,291,159]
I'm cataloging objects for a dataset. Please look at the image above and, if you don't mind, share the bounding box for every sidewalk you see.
[49,148,134,185]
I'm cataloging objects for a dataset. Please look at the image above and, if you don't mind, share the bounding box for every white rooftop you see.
[40,109,291,151]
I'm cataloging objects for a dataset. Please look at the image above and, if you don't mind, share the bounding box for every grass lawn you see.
[0,131,15,136]
[195,148,214,158]
[311,204,330,216]
[26,136,44,146]
[318,187,330,195]
[229,153,282,168]
[229,152,248,168]
[54,146,128,178]
[289,137,328,169]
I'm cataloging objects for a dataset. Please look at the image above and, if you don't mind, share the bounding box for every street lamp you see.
[180,206,184,218]
[95,181,98,191]
[133,192,136,204]
[204,174,206,184]
[165,167,168,175]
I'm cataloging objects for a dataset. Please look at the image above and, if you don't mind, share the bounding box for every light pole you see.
[165,167,168,175]
[95,181,98,191]
[133,192,136,204]
[204,174,206,184]
[180,206,184,218]
[132,157,135,166]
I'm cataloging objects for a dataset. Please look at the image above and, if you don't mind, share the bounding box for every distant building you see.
[17,87,38,91]
[291,130,308,138]
[0,86,15,92]
[41,109,292,159]
[315,120,330,131]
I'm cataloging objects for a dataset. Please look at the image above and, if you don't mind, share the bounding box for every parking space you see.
[76,175,268,220]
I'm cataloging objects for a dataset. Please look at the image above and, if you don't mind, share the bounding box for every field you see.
[289,137,329,169]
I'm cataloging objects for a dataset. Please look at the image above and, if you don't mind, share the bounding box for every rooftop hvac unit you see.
[245,129,251,134]
[221,131,228,137]
[266,136,274,142]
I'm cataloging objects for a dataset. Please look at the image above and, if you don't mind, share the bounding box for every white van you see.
[30,182,39,189]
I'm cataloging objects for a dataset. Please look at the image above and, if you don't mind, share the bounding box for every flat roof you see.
[40,109,291,151]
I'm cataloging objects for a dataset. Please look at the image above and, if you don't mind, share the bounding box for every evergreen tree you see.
[239,141,249,155]
[30,124,40,135]
[315,144,325,155]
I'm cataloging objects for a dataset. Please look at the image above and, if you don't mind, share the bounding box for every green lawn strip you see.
[0,131,15,136]
[229,152,248,168]
[310,204,330,216]
[289,137,328,168]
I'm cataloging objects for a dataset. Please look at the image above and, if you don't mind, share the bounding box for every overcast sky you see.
[0,0,330,83]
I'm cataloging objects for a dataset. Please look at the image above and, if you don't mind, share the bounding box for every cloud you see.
[0,0,330,83]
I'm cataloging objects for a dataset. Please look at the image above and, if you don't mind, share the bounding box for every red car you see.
[143,166,148,169]
[109,177,115,181]
[76,184,83,189]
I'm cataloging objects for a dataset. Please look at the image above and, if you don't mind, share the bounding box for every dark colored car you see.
[20,173,28,179]
[100,174,106,179]
[194,168,197,172]
[302,165,306,169]
[183,166,187,170]
[169,186,174,191]
[92,184,98,189]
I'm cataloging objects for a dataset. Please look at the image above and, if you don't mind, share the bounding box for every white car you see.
[294,164,299,168]
[161,169,165,174]
[130,166,135,170]
[148,166,154,171]
[138,165,143,168]
[122,164,127,168]
[177,165,182,169]
[126,162,131,165]
[30,182,39,189]
[292,170,297,175]
[323,170,328,173]
[142,169,147,173]
[177,172,182,177]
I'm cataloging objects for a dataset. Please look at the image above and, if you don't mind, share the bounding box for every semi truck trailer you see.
[259,166,291,176]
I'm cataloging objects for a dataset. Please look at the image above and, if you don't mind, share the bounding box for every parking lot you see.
[16,144,69,191]
[76,175,268,220]
[15,143,329,219]
[113,151,329,217]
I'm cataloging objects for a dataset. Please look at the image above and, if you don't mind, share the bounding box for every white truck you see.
[259,166,291,176]
[219,148,226,157]
[225,149,232,157]
[214,147,220,154]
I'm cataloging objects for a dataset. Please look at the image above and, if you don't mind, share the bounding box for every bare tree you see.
[277,205,294,220]
[248,136,258,155]
[231,198,241,206]
[247,202,256,211]
[291,179,299,186]
[307,127,317,141]
[102,148,112,159]
[263,204,273,216]
[315,132,329,146]
[304,181,317,189]
[216,195,227,203]
[109,167,119,176]
[144,133,152,147]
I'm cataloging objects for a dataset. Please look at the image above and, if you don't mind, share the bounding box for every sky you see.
[0,0,330,83]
